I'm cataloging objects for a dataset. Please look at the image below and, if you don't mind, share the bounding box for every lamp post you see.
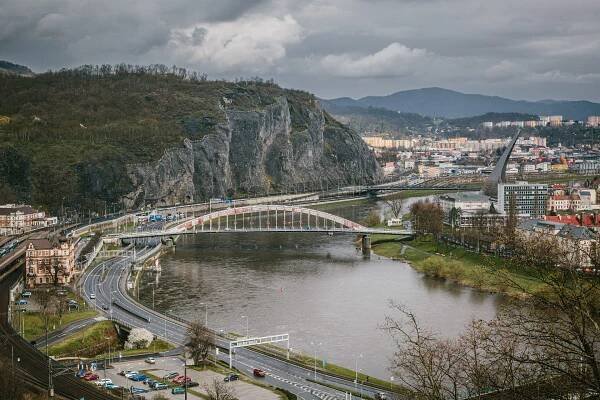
[310,342,322,380]
[354,353,363,391]
[164,309,171,341]
[183,356,188,400]
[200,303,207,327]
[241,315,249,338]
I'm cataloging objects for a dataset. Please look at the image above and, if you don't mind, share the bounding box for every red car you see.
[253,369,266,377]
[172,376,191,384]
[84,373,99,381]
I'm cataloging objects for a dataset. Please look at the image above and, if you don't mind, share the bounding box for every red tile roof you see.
[544,214,600,227]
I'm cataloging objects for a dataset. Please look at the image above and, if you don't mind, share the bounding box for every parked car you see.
[21,291,32,298]
[119,370,132,376]
[76,370,86,378]
[163,372,178,380]
[95,378,112,386]
[130,386,149,394]
[89,293,96,299]
[105,383,120,390]
[84,374,99,381]
[14,299,27,305]
[253,368,266,377]
[182,381,199,388]
[124,371,139,378]
[375,393,388,400]
[171,387,185,395]
[101,304,109,310]
[153,382,168,390]
[131,374,147,382]
[173,376,191,384]
[224,374,239,382]
[143,378,155,386]
[144,357,155,364]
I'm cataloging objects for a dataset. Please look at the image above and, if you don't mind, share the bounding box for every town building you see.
[0,204,55,236]
[25,238,76,287]
[518,219,598,269]
[497,181,549,218]
[571,160,600,175]
[586,116,600,127]
[547,194,581,212]
[439,192,504,228]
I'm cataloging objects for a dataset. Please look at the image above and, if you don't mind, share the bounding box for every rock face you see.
[124,96,380,208]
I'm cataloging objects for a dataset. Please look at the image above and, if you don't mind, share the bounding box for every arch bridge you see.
[110,205,413,253]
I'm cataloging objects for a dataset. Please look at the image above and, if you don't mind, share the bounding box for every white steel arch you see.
[172,204,367,233]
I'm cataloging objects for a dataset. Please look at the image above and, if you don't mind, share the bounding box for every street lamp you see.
[241,315,249,338]
[164,309,172,341]
[200,303,208,327]
[355,353,363,391]
[310,342,322,380]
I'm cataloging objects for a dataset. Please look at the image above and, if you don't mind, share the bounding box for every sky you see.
[1,0,600,101]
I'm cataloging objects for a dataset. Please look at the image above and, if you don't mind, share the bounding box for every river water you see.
[138,196,502,379]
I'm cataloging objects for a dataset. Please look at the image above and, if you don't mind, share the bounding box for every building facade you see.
[0,204,54,236]
[497,181,549,218]
[25,238,76,287]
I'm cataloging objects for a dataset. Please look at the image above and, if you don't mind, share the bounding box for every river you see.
[138,195,502,379]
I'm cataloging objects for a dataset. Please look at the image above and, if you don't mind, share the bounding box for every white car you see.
[124,371,139,378]
[144,357,155,364]
[95,378,112,386]
[89,293,96,299]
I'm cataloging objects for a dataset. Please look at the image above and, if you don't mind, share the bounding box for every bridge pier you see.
[361,234,371,257]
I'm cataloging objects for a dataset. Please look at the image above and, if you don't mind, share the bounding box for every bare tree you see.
[385,198,404,219]
[186,321,213,366]
[204,378,237,400]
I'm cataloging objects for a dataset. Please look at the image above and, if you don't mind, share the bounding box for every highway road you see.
[82,249,398,400]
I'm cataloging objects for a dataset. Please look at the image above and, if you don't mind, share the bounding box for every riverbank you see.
[371,235,544,298]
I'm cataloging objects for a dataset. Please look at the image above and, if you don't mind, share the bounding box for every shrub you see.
[125,327,153,350]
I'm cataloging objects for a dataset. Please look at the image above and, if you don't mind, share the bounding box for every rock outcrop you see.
[124,96,380,208]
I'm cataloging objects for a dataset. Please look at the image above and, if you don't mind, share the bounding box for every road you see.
[82,249,397,400]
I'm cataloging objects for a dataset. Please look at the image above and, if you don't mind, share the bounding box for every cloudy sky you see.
[2,0,600,101]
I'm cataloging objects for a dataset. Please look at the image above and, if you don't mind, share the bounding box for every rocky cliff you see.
[0,67,380,212]
[124,96,380,208]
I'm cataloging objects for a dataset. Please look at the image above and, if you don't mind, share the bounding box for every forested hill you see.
[0,64,380,213]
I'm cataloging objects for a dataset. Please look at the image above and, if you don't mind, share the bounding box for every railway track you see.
[0,268,116,400]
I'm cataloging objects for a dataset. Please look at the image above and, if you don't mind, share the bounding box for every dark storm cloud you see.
[1,0,599,101]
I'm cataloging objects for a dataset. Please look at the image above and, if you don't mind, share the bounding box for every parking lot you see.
[102,356,281,400]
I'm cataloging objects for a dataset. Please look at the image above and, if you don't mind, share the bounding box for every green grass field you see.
[371,235,545,297]
[48,320,174,358]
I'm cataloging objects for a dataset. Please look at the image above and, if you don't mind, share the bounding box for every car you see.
[57,290,67,296]
[131,374,147,382]
[172,376,191,384]
[143,377,155,384]
[14,299,27,305]
[119,370,132,376]
[89,293,96,299]
[76,370,86,378]
[130,386,149,394]
[105,383,120,390]
[84,373,99,381]
[21,291,32,298]
[253,368,266,377]
[153,382,168,390]
[171,387,186,395]
[124,371,139,378]
[144,357,155,364]
[95,378,112,386]
[375,393,388,400]
[163,372,178,380]
[101,304,109,310]
[223,374,239,382]
[182,381,199,388]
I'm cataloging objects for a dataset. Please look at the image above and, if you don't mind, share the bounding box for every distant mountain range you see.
[0,60,34,77]
[322,87,600,120]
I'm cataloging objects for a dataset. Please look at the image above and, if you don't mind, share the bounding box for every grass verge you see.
[371,235,546,297]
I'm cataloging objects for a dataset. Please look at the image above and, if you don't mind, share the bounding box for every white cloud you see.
[169,14,302,73]
[319,42,430,78]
